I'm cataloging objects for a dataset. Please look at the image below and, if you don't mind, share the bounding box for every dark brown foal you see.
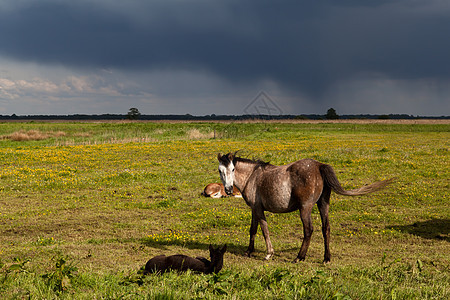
[144,245,227,274]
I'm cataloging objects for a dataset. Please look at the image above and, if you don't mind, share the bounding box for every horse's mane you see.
[234,155,272,168]
[221,151,272,168]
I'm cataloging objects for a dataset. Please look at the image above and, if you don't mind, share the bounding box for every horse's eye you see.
[232,168,235,172]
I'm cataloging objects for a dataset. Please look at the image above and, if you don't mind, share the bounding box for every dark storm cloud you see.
[1,0,449,96]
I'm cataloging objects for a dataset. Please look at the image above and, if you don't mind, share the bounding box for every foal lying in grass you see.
[144,245,227,274]
[202,182,242,198]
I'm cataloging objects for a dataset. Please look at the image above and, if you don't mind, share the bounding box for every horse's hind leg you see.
[293,203,314,263]
[317,186,331,263]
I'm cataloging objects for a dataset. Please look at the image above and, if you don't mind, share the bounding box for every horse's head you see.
[217,152,236,195]
[209,244,227,273]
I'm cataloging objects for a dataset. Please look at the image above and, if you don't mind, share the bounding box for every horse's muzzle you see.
[224,186,233,195]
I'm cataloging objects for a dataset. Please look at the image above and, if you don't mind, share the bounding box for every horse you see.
[217,152,393,263]
[144,244,227,274]
[202,182,242,198]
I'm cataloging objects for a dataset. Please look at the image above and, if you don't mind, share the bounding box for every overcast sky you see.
[0,0,449,116]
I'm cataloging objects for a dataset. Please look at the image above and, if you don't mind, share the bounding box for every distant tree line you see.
[1,113,448,121]
[1,107,447,121]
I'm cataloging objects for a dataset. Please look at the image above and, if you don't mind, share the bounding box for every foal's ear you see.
[221,244,227,253]
[217,153,222,162]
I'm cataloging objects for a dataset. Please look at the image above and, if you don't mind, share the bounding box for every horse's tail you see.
[319,164,393,196]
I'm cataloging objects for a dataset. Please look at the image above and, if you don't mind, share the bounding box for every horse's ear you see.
[217,153,222,162]
[227,152,234,162]
[232,150,241,163]
[221,244,227,253]
[209,244,213,251]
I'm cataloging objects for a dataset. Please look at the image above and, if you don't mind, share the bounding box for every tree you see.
[127,108,141,120]
[325,108,339,120]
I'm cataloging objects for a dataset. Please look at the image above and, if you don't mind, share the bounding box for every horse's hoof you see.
[264,254,273,260]
[292,257,305,263]
[244,252,252,257]
[322,259,331,264]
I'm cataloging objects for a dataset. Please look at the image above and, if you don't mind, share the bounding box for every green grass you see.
[0,120,449,299]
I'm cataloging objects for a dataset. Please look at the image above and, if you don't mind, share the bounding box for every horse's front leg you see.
[258,211,274,260]
[244,212,258,257]
[246,207,274,260]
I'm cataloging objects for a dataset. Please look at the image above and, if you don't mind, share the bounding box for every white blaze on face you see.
[218,161,235,194]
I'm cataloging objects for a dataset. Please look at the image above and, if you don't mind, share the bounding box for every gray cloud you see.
[0,0,449,115]
[1,1,449,94]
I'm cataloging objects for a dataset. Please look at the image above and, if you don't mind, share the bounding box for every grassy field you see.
[0,120,448,299]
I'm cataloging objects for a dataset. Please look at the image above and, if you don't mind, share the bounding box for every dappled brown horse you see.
[217,152,393,263]
[144,244,227,274]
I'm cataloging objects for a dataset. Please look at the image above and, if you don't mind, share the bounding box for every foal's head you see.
[217,152,236,195]
[209,244,227,273]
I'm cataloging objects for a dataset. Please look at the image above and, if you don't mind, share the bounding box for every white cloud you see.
[66,76,93,93]
[0,73,135,100]
[0,77,73,98]
[0,63,151,114]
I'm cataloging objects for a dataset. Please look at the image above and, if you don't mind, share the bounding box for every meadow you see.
[0,120,448,299]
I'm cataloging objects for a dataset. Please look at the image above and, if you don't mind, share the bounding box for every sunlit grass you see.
[0,121,448,298]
